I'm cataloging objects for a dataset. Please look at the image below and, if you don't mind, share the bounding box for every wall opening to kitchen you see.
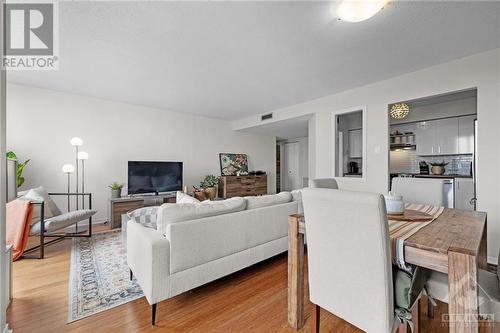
[388,88,477,210]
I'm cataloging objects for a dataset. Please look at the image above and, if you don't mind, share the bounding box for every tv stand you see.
[108,192,176,229]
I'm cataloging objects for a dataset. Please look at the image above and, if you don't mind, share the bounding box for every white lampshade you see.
[77,151,89,160]
[62,164,75,173]
[336,0,389,23]
[70,137,83,146]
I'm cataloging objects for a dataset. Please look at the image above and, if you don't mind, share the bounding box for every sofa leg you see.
[130,269,133,281]
[152,303,157,325]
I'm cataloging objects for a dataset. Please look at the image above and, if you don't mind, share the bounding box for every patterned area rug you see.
[68,229,143,322]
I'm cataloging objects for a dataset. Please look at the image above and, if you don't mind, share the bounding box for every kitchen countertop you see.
[414,174,473,179]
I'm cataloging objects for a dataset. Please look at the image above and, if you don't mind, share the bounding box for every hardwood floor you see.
[7,227,499,332]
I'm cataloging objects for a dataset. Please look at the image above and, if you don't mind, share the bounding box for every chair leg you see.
[311,303,320,333]
[398,322,408,333]
[130,269,133,281]
[427,298,434,318]
[411,299,420,333]
[152,303,157,325]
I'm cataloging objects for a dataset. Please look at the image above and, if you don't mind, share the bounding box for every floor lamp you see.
[77,151,88,209]
[62,164,75,212]
[71,137,83,233]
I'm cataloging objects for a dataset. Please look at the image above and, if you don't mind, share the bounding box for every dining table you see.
[287,205,487,333]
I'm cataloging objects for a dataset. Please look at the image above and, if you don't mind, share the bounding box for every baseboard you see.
[488,256,498,265]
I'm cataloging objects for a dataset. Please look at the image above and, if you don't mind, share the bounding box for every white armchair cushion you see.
[30,209,96,234]
[176,191,200,204]
[23,186,62,219]
[156,197,246,236]
[245,192,292,210]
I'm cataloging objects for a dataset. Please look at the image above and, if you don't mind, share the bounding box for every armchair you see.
[24,192,95,259]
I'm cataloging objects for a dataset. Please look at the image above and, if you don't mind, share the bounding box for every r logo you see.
[4,3,54,56]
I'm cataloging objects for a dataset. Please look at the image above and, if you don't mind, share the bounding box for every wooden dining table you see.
[287,208,487,333]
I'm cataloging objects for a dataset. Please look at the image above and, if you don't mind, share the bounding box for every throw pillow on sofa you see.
[176,191,200,204]
[127,206,159,229]
[245,192,292,210]
[157,197,246,236]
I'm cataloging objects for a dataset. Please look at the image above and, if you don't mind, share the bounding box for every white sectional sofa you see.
[126,192,299,324]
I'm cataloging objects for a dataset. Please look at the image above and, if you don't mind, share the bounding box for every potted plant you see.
[6,151,30,188]
[109,182,123,199]
[427,161,449,175]
[200,175,219,200]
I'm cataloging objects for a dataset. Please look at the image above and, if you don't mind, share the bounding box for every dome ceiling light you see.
[390,103,410,119]
[336,0,389,23]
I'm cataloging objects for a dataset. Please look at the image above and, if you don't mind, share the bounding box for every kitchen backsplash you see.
[390,150,473,175]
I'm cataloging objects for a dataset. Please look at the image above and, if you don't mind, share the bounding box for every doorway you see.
[283,142,300,191]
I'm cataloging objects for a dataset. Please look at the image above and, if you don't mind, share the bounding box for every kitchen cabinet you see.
[454,178,475,210]
[458,115,475,154]
[434,118,459,155]
[348,129,362,158]
[415,121,436,155]
[415,118,459,155]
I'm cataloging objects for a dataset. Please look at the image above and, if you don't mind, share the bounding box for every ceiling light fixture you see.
[336,0,389,23]
[390,103,410,119]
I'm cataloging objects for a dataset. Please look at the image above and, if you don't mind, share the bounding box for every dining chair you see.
[425,248,500,326]
[308,178,338,189]
[302,188,416,332]
[391,178,445,206]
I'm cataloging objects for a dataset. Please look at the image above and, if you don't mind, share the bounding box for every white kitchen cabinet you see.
[348,129,362,158]
[415,121,436,155]
[434,118,459,155]
[415,118,459,155]
[455,178,475,210]
[458,115,475,154]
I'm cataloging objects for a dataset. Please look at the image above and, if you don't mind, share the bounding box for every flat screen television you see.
[128,161,183,195]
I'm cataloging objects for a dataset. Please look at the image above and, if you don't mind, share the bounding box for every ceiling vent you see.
[261,113,273,121]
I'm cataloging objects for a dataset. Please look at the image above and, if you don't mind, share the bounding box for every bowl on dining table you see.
[384,192,404,215]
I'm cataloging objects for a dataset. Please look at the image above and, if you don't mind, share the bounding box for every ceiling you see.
[8,1,500,120]
[241,114,312,140]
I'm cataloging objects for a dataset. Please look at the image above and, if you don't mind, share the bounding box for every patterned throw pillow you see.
[127,206,159,229]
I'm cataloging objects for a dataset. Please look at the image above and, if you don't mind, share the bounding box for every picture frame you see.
[219,153,249,176]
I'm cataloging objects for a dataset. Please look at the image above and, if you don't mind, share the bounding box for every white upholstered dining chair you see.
[308,178,339,189]
[302,188,415,332]
[426,248,500,324]
[391,177,445,206]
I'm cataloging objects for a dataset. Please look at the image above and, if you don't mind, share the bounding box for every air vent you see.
[261,113,273,121]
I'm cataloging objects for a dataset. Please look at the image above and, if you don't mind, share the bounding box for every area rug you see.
[68,229,143,322]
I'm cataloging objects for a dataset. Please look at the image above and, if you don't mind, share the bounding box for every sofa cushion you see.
[245,192,292,210]
[127,206,159,229]
[176,191,199,204]
[157,197,246,236]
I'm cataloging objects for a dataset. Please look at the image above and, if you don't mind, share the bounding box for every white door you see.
[283,142,300,191]
[348,129,362,158]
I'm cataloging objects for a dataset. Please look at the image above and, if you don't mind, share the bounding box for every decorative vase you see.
[194,191,206,201]
[431,166,445,175]
[204,187,217,200]
[111,188,122,199]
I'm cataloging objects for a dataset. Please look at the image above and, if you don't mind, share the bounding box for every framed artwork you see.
[219,153,248,176]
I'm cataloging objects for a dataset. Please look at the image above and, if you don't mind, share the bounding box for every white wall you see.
[234,48,500,262]
[7,84,276,223]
